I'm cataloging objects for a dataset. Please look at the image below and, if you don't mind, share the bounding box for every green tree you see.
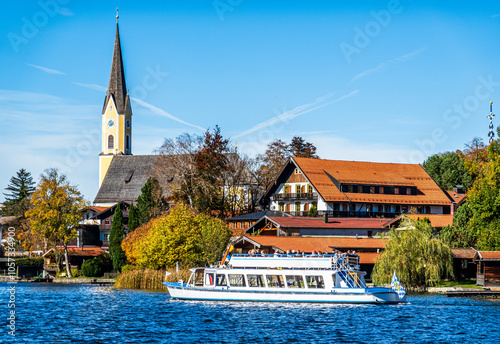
[127,203,141,231]
[2,168,36,217]
[439,203,476,248]
[122,203,232,269]
[423,152,473,191]
[372,217,454,289]
[26,169,86,277]
[109,202,127,272]
[136,177,168,224]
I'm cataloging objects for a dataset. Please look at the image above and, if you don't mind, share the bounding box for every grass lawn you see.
[434,280,482,289]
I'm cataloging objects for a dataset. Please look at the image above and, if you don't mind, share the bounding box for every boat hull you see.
[164,283,406,304]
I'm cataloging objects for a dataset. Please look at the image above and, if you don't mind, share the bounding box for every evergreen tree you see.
[127,203,141,231]
[135,177,168,225]
[109,202,127,272]
[2,168,36,216]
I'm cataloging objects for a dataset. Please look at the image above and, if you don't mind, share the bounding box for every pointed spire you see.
[103,21,129,114]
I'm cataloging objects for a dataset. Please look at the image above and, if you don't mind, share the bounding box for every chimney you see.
[323,213,329,223]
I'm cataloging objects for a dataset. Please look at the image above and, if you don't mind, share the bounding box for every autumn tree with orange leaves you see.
[26,169,87,277]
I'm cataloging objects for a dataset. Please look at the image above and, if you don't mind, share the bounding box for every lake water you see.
[1,283,499,343]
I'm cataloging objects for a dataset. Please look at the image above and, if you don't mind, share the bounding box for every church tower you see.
[99,16,132,187]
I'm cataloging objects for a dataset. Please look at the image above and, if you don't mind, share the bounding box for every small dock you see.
[446,290,500,298]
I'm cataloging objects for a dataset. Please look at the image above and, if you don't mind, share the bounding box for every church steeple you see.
[99,13,133,188]
[102,23,129,115]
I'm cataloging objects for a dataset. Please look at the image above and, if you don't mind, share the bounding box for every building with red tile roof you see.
[231,235,388,276]
[261,157,453,219]
[474,251,500,287]
[245,215,393,237]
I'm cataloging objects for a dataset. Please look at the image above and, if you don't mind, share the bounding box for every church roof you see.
[102,23,129,115]
[94,153,259,205]
[94,155,160,204]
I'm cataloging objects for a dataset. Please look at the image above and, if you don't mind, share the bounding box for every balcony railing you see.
[273,193,318,201]
[317,210,397,218]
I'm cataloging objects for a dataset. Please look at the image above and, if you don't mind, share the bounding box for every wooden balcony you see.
[273,193,318,201]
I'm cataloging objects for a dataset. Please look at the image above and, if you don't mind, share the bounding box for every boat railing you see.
[334,256,366,288]
[227,253,362,272]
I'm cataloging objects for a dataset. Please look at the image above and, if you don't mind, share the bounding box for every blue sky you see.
[2,0,500,202]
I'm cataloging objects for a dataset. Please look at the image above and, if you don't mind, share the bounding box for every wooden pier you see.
[446,290,500,298]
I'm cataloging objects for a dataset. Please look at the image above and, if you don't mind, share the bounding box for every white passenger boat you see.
[163,253,407,304]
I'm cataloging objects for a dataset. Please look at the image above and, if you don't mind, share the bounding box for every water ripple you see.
[0,283,499,343]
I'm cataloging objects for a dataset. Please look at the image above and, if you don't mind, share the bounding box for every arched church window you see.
[108,135,114,150]
[126,134,130,153]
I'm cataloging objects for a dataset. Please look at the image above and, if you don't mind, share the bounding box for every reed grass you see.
[115,268,192,291]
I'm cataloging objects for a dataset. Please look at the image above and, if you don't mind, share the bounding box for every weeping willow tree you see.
[372,217,454,290]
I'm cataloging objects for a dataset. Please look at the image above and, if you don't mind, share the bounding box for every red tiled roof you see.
[268,216,392,229]
[405,214,453,228]
[236,236,385,264]
[240,235,387,251]
[451,248,476,259]
[445,190,467,206]
[293,157,452,205]
[55,246,105,257]
[478,251,500,260]
[89,206,109,213]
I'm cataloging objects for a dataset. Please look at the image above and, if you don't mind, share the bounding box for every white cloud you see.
[73,82,106,92]
[131,97,205,131]
[233,90,359,139]
[351,47,427,83]
[26,63,66,75]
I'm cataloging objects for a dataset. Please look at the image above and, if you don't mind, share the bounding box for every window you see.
[266,275,284,288]
[370,186,375,194]
[205,273,215,286]
[306,275,325,289]
[228,274,246,287]
[348,185,353,193]
[194,269,205,286]
[126,134,130,153]
[216,274,227,286]
[108,135,114,150]
[295,202,301,212]
[307,184,313,194]
[283,185,290,194]
[407,188,412,195]
[294,168,300,174]
[394,188,400,195]
[279,203,284,211]
[296,184,301,194]
[379,187,384,194]
[247,274,266,287]
[286,275,304,288]
[358,186,363,193]
[103,234,109,241]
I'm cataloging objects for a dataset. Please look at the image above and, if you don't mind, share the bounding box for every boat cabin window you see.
[194,269,205,286]
[286,275,304,288]
[247,274,266,287]
[228,274,246,287]
[306,275,325,289]
[205,273,215,286]
[266,275,284,288]
[216,274,227,286]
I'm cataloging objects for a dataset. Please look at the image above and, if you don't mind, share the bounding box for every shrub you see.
[81,258,103,277]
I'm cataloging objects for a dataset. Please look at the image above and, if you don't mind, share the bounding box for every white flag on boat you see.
[391,271,406,299]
